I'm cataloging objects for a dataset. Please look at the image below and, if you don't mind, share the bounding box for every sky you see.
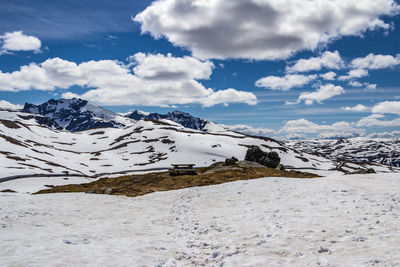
[0,0,400,139]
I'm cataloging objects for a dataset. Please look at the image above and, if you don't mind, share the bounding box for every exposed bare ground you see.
[36,165,319,198]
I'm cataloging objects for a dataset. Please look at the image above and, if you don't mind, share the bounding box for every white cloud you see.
[135,0,399,60]
[338,68,369,81]
[338,53,400,81]
[357,114,400,127]
[341,104,370,112]
[129,52,214,80]
[372,101,400,115]
[287,51,344,73]
[349,81,363,87]
[280,118,365,138]
[0,54,257,107]
[320,71,337,81]
[199,89,258,107]
[348,81,377,91]
[365,83,377,91]
[298,84,345,105]
[0,100,23,110]
[350,53,400,70]
[255,74,316,91]
[0,31,41,54]
[223,124,275,136]
[280,119,327,134]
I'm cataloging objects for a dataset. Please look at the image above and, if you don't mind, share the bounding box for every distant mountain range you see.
[22,98,216,132]
[286,138,400,167]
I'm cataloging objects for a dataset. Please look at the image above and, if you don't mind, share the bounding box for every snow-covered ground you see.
[1,173,399,266]
[0,176,96,194]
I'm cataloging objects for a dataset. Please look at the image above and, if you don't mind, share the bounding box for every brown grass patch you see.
[36,165,319,198]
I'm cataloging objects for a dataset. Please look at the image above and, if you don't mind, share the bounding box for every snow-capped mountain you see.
[286,138,400,167]
[22,98,222,133]
[23,98,133,132]
[127,110,216,131]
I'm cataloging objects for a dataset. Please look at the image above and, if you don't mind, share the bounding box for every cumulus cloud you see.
[255,74,316,91]
[134,0,399,60]
[341,104,370,112]
[348,81,363,87]
[298,84,345,105]
[280,118,365,139]
[287,51,344,73]
[320,71,337,81]
[365,83,378,91]
[0,54,257,107]
[129,52,214,81]
[357,114,400,127]
[338,53,400,81]
[0,31,41,54]
[338,68,369,81]
[348,81,377,91]
[372,101,400,115]
[350,53,400,70]
[0,100,23,110]
[223,124,275,136]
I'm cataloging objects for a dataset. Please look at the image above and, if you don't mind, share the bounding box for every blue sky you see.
[1,0,400,139]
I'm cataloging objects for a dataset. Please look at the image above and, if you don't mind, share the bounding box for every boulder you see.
[224,157,239,166]
[244,146,281,168]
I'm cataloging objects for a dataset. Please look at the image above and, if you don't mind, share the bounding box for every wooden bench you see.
[170,164,197,176]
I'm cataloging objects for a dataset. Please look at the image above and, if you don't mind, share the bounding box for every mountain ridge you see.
[22,98,219,132]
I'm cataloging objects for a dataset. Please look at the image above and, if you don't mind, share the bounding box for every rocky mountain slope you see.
[23,98,133,132]
[127,110,219,131]
[286,138,400,167]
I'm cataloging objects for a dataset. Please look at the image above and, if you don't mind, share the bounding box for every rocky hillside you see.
[23,98,133,132]
[127,110,218,131]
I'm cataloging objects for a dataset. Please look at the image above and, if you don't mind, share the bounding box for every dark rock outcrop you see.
[245,146,281,168]
[224,157,239,166]
[23,98,127,132]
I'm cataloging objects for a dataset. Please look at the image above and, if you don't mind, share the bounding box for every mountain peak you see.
[23,98,131,131]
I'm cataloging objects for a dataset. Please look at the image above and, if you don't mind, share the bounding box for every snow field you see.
[1,173,399,266]
[0,176,96,194]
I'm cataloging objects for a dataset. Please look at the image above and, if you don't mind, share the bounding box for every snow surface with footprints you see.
[1,173,400,266]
